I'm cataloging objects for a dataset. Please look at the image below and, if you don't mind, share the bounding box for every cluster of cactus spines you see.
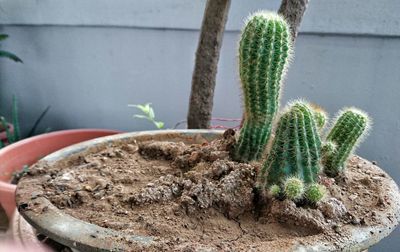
[284,177,305,200]
[305,183,327,203]
[311,104,328,131]
[323,108,371,177]
[269,184,281,198]
[261,101,322,186]
[232,11,292,162]
[321,141,337,162]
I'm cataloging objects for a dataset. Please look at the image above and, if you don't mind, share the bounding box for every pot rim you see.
[0,129,121,219]
[0,129,121,182]
[15,130,400,252]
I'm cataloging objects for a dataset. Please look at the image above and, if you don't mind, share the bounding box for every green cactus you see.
[284,177,305,200]
[311,104,328,130]
[321,141,337,156]
[305,183,326,203]
[269,184,281,197]
[232,11,292,162]
[261,101,322,184]
[323,108,371,177]
[260,101,325,202]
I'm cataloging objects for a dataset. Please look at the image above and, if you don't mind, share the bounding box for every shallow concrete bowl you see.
[15,130,400,252]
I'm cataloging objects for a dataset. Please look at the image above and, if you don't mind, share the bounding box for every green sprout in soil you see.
[129,103,165,129]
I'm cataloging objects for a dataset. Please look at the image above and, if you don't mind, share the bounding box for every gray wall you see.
[0,1,399,250]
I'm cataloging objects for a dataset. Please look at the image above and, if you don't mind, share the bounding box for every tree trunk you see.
[278,0,310,40]
[187,0,231,129]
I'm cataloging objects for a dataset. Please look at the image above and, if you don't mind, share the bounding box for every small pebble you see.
[349,194,358,201]
[84,185,93,192]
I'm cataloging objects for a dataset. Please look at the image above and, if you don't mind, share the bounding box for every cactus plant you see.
[284,177,305,200]
[232,11,292,162]
[260,101,326,202]
[323,108,371,177]
[269,184,281,198]
[305,183,326,203]
[311,104,328,130]
[228,11,372,205]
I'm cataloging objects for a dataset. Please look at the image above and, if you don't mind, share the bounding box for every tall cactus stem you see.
[232,11,293,162]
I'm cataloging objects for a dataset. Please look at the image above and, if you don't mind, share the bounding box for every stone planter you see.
[15,130,400,251]
[0,129,121,249]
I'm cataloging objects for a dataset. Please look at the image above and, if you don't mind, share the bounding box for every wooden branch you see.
[187,0,231,129]
[278,0,310,40]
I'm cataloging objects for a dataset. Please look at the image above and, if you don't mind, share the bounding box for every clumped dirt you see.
[17,130,399,251]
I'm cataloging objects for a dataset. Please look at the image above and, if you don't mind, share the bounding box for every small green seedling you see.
[129,103,165,129]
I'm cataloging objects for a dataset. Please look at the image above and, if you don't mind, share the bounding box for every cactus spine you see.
[311,104,328,131]
[323,108,371,177]
[261,101,325,202]
[305,183,326,203]
[232,12,292,162]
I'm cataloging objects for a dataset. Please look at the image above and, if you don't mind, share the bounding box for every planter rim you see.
[0,129,121,186]
[0,128,121,158]
[0,129,121,219]
[15,130,400,252]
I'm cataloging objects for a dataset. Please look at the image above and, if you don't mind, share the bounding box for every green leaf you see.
[0,34,9,41]
[133,114,148,119]
[154,121,164,129]
[143,103,151,115]
[130,102,165,129]
[148,107,155,119]
[12,95,20,141]
[27,105,51,137]
[0,50,23,63]
[129,103,152,115]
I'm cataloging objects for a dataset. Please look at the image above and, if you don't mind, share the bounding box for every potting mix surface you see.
[17,130,399,251]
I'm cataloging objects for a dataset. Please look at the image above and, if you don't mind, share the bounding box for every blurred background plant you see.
[0,96,50,148]
[129,103,164,129]
[0,34,50,148]
[0,34,22,63]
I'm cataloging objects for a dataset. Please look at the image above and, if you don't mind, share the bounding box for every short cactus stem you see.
[305,183,326,203]
[311,104,328,131]
[261,101,322,187]
[284,177,305,201]
[232,11,292,162]
[323,108,371,177]
[269,184,281,198]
